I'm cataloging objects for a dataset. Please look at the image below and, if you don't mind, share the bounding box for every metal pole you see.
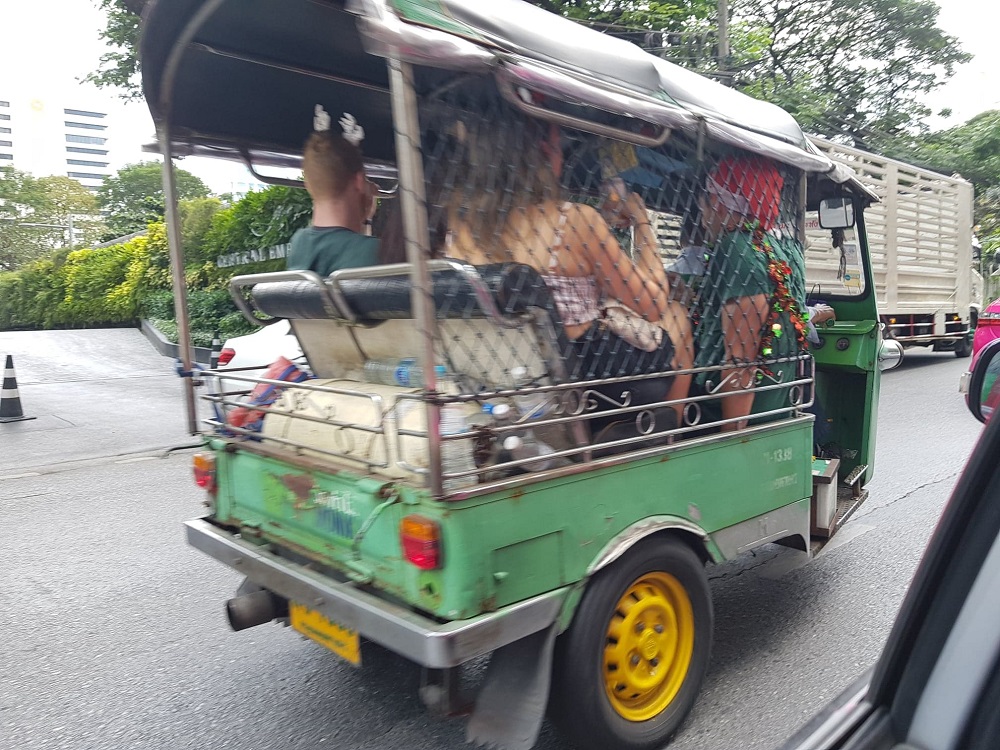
[717,0,730,83]
[386,57,442,496]
[148,0,226,437]
[159,121,199,435]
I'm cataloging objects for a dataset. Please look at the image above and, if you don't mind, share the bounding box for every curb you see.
[139,319,214,365]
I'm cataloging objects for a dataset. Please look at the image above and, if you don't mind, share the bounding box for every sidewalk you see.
[0,329,204,475]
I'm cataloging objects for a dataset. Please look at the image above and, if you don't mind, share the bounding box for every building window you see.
[0,140,11,147]
[0,101,9,107]
[66,159,109,168]
[67,171,106,180]
[66,134,107,145]
[66,146,108,156]
[0,114,10,121]
[0,154,13,160]
[0,127,10,134]
[64,108,106,118]
[64,121,107,131]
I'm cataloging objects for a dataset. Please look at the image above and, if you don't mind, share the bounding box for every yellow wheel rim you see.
[603,571,695,722]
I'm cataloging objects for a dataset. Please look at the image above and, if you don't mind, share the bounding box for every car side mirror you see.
[967,338,1000,423]
[819,197,855,229]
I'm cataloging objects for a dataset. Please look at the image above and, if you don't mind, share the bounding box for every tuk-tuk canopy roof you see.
[141,0,865,190]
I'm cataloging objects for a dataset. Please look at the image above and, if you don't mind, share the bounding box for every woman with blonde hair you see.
[442,115,693,421]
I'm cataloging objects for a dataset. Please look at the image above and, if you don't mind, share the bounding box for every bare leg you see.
[718,365,757,431]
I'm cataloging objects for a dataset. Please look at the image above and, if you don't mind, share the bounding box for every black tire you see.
[955,337,972,358]
[549,536,712,750]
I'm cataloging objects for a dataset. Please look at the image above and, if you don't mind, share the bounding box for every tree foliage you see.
[0,168,103,271]
[96,160,210,241]
[731,0,970,148]
[83,0,146,101]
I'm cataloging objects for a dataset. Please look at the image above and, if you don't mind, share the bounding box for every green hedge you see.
[0,185,309,335]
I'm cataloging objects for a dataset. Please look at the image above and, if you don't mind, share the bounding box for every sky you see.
[0,0,997,192]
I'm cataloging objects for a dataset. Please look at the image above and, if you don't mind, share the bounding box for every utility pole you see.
[717,0,731,84]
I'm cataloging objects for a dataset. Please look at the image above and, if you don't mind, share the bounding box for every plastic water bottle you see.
[482,401,513,422]
[439,403,476,492]
[503,434,560,472]
[363,358,446,388]
[510,366,550,420]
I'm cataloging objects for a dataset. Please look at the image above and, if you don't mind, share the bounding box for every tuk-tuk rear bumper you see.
[184,518,566,668]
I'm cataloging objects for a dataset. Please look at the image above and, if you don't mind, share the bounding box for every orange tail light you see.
[192,452,217,494]
[400,515,442,570]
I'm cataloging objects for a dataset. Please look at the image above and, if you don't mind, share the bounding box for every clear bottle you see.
[363,358,446,388]
[510,365,550,420]
[502,434,560,472]
[439,403,477,492]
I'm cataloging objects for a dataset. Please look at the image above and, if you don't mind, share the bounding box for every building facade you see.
[0,100,11,163]
[0,96,113,190]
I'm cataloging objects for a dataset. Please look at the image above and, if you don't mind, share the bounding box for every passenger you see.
[376,183,450,265]
[694,154,808,430]
[286,109,379,276]
[444,120,693,420]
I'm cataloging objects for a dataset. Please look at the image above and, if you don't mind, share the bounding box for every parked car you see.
[778,339,1000,750]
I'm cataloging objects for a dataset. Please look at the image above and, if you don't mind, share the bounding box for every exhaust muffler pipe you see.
[226,589,288,632]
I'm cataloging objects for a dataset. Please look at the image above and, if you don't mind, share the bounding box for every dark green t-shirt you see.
[694,229,806,417]
[286,226,379,276]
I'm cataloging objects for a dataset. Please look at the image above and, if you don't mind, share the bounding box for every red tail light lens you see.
[979,312,1000,326]
[400,515,441,570]
[217,347,236,366]
[192,452,217,494]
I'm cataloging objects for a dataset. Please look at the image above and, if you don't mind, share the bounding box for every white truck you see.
[808,138,981,357]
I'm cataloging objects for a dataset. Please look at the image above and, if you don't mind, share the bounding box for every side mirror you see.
[967,338,1000,423]
[878,339,904,371]
[819,197,855,229]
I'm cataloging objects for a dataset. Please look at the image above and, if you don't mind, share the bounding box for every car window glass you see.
[879,414,1000,734]
[958,649,1000,750]
[905,529,1000,749]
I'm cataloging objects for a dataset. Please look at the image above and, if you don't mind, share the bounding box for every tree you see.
[526,1,721,72]
[731,0,970,148]
[83,0,146,101]
[36,177,105,248]
[179,197,222,263]
[0,168,102,272]
[97,161,210,240]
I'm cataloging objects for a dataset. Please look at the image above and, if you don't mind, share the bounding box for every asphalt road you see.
[0,331,984,750]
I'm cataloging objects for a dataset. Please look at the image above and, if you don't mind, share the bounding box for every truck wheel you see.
[549,537,712,750]
[954,337,972,358]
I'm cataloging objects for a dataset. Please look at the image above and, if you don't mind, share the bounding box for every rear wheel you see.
[550,537,712,750]
[955,336,972,358]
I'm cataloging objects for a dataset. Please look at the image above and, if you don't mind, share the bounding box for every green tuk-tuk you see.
[142,1,898,748]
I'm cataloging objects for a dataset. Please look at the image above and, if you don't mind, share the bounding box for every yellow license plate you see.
[289,602,361,667]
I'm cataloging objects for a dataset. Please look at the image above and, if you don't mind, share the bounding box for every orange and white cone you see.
[0,355,35,423]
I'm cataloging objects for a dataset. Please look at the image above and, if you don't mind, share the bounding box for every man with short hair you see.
[286,121,379,276]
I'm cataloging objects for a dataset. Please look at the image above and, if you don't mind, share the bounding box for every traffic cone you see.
[0,355,35,423]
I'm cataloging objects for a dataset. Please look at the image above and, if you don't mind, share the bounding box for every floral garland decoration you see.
[747,221,807,379]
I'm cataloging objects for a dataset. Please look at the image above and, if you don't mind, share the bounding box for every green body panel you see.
[810,319,882,483]
[212,421,812,621]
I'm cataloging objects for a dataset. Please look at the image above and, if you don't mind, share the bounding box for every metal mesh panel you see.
[202,76,813,497]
